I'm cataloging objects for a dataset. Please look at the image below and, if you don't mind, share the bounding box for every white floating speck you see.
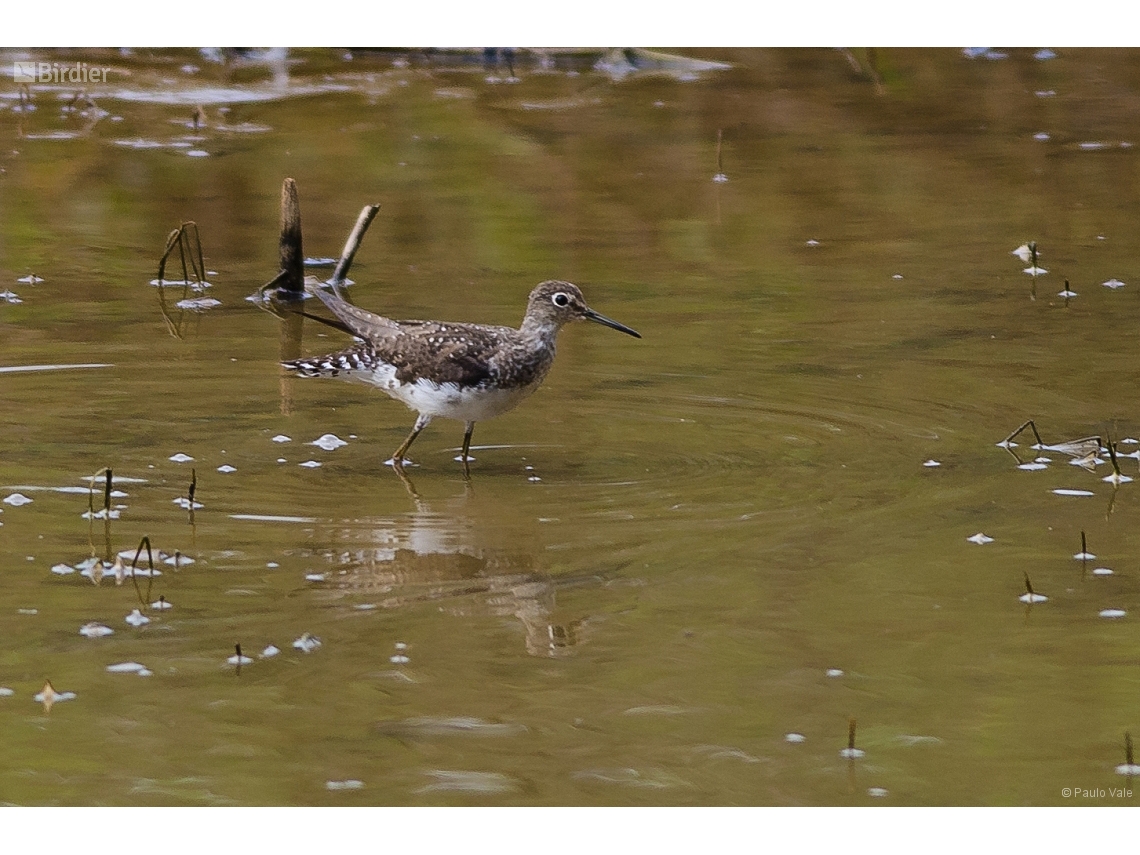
[34,687,75,704]
[310,434,348,451]
[0,290,22,303]
[299,460,322,468]
[18,609,36,615]
[967,533,994,544]
[168,453,194,463]
[79,622,114,638]
[217,464,237,473]
[175,297,221,311]
[1057,288,1078,298]
[923,459,941,467]
[1053,489,1095,497]
[186,149,209,157]
[892,274,903,280]
[1033,132,1050,141]
[277,458,287,463]
[868,787,889,798]
[805,239,820,247]
[785,733,806,743]
[839,748,865,759]
[3,493,32,506]
[272,435,292,443]
[1103,279,1126,289]
[1103,473,1133,485]
[172,497,204,509]
[712,173,728,183]
[327,780,364,790]
[305,573,326,582]
[1019,592,1048,604]
[825,668,844,678]
[227,652,253,665]
[0,687,13,696]
[267,562,279,568]
[164,554,194,566]
[261,645,280,658]
[1074,551,1096,560]
[390,654,410,664]
[1018,462,1048,470]
[1100,609,1127,619]
[1122,438,1139,445]
[106,662,147,673]
[394,642,408,650]
[293,633,322,653]
[1116,763,1140,776]
[17,274,44,284]
[151,599,173,609]
[50,563,75,575]
[1093,567,1114,576]
[1080,142,1107,150]
[1024,266,1048,276]
[125,609,150,627]
[81,508,121,520]
[1035,49,1057,61]
[1011,244,1033,262]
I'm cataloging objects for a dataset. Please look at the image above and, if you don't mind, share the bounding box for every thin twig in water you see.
[129,535,155,607]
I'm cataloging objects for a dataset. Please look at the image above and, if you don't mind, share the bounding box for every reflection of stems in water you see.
[129,535,155,607]
[156,221,208,339]
[234,643,245,676]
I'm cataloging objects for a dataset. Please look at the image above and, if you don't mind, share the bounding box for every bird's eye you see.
[552,292,570,307]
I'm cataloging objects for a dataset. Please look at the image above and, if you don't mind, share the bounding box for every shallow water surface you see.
[3,47,1140,805]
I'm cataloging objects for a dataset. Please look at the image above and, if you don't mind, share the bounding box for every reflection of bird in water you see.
[310,514,603,657]
[283,280,639,475]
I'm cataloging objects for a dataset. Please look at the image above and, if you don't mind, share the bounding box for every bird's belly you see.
[382,372,541,423]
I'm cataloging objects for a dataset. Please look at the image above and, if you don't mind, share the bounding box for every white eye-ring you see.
[552,292,570,307]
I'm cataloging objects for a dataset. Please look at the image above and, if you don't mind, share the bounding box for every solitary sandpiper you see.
[283,280,640,475]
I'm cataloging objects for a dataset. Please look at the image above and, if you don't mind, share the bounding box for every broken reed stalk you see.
[716,129,724,175]
[278,178,305,298]
[1002,419,1044,448]
[188,468,197,505]
[848,718,857,751]
[1081,530,1088,556]
[1127,733,1135,767]
[129,535,155,606]
[1024,573,1035,596]
[329,204,382,289]
[157,222,205,286]
[235,643,244,675]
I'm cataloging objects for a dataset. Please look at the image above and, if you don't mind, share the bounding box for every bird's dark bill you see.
[583,307,641,338]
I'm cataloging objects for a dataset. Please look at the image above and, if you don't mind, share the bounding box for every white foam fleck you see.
[168,453,194,463]
[79,623,114,638]
[3,493,32,506]
[1100,609,1127,619]
[310,434,347,451]
[967,533,994,544]
[293,633,322,653]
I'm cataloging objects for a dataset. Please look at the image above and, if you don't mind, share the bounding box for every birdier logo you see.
[13,61,111,84]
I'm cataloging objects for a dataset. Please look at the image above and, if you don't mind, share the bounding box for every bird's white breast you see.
[367,363,542,422]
